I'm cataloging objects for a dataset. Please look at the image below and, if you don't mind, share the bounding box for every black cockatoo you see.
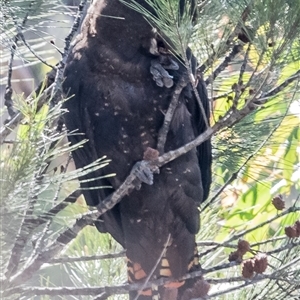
[63,0,212,299]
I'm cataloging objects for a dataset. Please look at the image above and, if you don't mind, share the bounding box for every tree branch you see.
[201,91,293,212]
[262,69,300,99]
[204,44,243,86]
[7,212,94,287]
[17,28,56,69]
[50,0,88,104]
[4,2,33,121]
[2,91,275,288]
[199,206,300,258]
[157,75,188,154]
[199,4,252,73]
[5,172,43,278]
[6,247,300,299]
[49,251,125,264]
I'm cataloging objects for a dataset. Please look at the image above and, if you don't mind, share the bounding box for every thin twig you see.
[211,91,232,101]
[266,240,300,257]
[261,69,300,99]
[200,206,300,257]
[5,171,42,278]
[17,29,56,69]
[196,241,236,249]
[231,43,252,107]
[4,3,33,120]
[26,189,81,227]
[50,251,126,264]
[201,89,293,212]
[237,43,251,86]
[251,236,287,248]
[199,3,252,73]
[7,212,94,287]
[25,220,52,266]
[50,0,88,104]
[197,236,289,252]
[204,44,243,86]
[157,76,188,154]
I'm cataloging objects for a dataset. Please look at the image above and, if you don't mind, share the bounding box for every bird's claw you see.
[132,161,155,186]
[150,56,179,88]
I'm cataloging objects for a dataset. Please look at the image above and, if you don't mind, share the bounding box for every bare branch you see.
[5,172,43,278]
[50,0,88,104]
[204,44,243,86]
[17,29,56,69]
[200,206,300,258]
[199,4,252,73]
[7,212,94,287]
[4,2,33,121]
[50,251,125,264]
[157,75,188,154]
[202,91,293,212]
[261,69,300,99]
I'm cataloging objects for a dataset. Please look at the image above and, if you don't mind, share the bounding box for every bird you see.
[63,0,212,299]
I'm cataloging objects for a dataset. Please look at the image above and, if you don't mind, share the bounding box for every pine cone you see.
[294,220,300,236]
[181,289,193,300]
[272,194,285,210]
[229,250,243,263]
[285,226,298,238]
[237,239,250,255]
[181,279,210,300]
[242,259,255,279]
[193,279,211,298]
[253,254,268,274]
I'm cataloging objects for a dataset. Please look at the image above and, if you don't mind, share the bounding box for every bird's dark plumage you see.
[63,1,212,299]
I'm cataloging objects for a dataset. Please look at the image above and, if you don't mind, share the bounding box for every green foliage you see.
[0,90,112,299]
[121,0,196,58]
[64,228,127,293]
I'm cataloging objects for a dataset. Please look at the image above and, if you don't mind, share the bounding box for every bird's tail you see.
[127,244,200,300]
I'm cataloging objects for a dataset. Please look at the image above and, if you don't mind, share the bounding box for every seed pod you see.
[181,278,210,300]
[272,194,285,210]
[285,226,298,238]
[294,221,300,236]
[242,259,255,279]
[237,239,250,255]
[253,254,268,274]
[229,250,243,263]
[193,279,211,298]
